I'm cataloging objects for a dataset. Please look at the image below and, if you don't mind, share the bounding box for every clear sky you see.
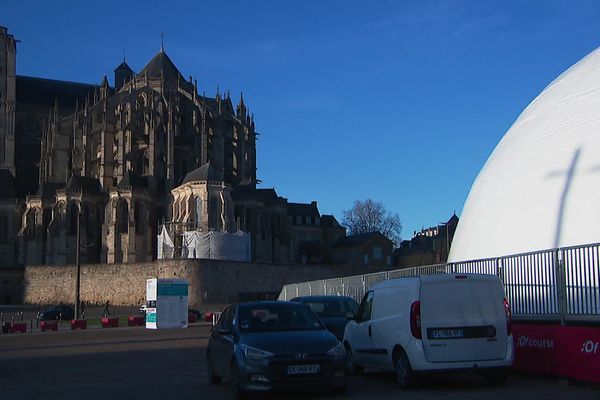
[4,1,600,239]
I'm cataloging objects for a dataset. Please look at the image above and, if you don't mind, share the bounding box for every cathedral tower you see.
[0,26,16,176]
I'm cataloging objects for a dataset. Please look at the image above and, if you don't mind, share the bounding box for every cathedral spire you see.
[237,92,247,119]
[160,32,165,53]
[100,74,109,99]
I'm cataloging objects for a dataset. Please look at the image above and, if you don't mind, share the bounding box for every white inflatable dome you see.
[449,47,600,262]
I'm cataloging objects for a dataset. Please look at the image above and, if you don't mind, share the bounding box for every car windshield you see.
[238,303,324,333]
[303,299,347,318]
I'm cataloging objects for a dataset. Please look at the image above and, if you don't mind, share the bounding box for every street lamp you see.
[74,205,81,320]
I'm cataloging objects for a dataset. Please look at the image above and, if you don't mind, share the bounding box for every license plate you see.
[287,364,320,375]
[431,329,464,339]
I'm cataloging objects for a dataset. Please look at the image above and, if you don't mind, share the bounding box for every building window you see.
[296,216,301,225]
[116,199,129,234]
[68,203,79,236]
[194,197,202,228]
[306,216,312,225]
[373,246,382,259]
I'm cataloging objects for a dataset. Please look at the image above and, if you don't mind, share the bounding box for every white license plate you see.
[431,329,464,339]
[287,364,320,375]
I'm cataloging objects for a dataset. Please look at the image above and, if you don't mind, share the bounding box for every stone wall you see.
[23,260,371,307]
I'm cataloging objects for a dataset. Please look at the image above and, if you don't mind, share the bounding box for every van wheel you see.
[395,352,415,389]
[344,343,364,375]
[206,352,221,385]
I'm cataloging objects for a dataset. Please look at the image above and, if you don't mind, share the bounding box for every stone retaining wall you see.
[23,260,370,307]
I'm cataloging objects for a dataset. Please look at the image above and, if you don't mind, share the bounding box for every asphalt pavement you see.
[0,325,598,400]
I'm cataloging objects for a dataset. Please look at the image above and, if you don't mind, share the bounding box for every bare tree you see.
[342,199,402,246]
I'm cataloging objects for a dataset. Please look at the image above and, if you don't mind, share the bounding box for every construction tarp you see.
[157,225,174,259]
[161,229,251,262]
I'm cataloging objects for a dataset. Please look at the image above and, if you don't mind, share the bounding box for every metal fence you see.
[278,242,600,323]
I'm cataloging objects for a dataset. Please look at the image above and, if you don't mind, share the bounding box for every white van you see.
[342,273,513,388]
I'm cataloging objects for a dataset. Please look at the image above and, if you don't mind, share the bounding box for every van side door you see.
[350,291,377,367]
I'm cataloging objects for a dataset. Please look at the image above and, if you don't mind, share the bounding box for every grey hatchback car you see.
[207,301,347,399]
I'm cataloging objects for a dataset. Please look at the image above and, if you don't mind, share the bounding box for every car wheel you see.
[206,352,222,385]
[343,342,364,375]
[395,351,415,389]
[330,385,347,395]
[230,360,249,400]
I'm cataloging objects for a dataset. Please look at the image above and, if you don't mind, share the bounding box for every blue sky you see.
[4,1,600,239]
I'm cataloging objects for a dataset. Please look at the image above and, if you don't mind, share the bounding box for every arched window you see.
[26,210,36,237]
[116,199,129,234]
[194,197,202,228]
[232,152,238,176]
[208,195,220,231]
[68,202,79,236]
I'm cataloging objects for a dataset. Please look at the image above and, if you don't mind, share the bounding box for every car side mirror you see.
[217,327,232,335]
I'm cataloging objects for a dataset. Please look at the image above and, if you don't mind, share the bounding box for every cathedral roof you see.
[117,171,148,189]
[138,50,182,83]
[16,76,100,108]
[115,60,133,72]
[35,182,65,198]
[182,162,223,184]
[66,175,103,194]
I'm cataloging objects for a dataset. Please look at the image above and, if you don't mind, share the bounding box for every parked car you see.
[343,274,514,388]
[290,295,359,340]
[207,301,347,399]
[38,305,75,321]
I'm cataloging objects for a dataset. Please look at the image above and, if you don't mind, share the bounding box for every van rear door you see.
[420,274,507,363]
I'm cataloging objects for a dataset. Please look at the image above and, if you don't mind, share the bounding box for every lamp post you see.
[74,205,81,320]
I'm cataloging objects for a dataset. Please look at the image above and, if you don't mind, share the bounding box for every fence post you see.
[496,257,502,282]
[555,249,567,325]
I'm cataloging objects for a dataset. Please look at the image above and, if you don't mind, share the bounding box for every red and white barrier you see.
[10,322,27,334]
[513,323,600,384]
[70,319,87,330]
[101,317,119,328]
[40,320,58,332]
